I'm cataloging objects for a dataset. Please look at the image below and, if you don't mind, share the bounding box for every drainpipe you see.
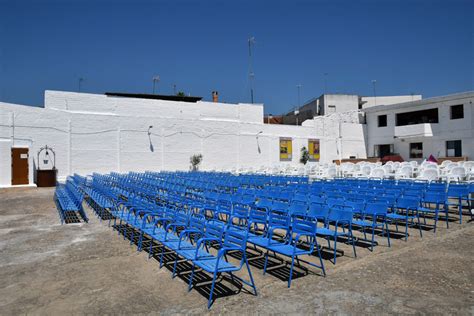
[11,112,15,147]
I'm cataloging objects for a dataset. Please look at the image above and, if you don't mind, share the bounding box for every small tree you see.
[300,146,310,165]
[190,153,203,171]
[176,91,186,97]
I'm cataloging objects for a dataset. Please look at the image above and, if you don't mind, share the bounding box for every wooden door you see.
[11,148,29,185]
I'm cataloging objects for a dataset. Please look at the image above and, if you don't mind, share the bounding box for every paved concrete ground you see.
[0,188,473,315]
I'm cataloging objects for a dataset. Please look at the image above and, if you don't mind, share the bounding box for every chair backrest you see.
[189,214,206,232]
[308,204,330,221]
[255,197,273,210]
[272,200,289,212]
[249,207,268,225]
[268,210,291,229]
[232,204,249,219]
[421,168,439,181]
[223,227,248,249]
[204,220,226,239]
[371,168,385,178]
[288,201,308,215]
[396,197,420,210]
[327,209,353,225]
[423,191,446,204]
[447,184,470,196]
[450,166,466,177]
[361,165,372,176]
[344,200,366,213]
[365,201,389,216]
[291,215,317,248]
[398,166,413,176]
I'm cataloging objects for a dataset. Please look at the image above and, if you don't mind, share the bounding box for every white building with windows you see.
[364,91,474,161]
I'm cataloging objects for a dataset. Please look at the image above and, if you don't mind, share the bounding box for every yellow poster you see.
[309,139,320,161]
[280,138,292,161]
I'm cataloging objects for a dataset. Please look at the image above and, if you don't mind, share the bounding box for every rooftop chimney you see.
[212,91,218,103]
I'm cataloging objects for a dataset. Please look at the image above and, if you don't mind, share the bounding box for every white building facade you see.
[0,90,362,187]
[364,92,474,161]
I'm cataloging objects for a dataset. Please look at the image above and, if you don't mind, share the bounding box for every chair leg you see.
[333,237,338,264]
[207,271,219,309]
[148,239,154,259]
[417,215,423,238]
[245,257,258,295]
[315,239,326,277]
[458,197,462,224]
[288,255,296,288]
[385,221,391,247]
[405,220,408,241]
[445,206,449,229]
[351,230,357,258]
[172,254,179,278]
[263,250,270,275]
[370,225,375,252]
[188,264,195,292]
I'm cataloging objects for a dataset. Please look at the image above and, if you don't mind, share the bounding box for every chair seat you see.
[352,220,383,227]
[386,213,415,220]
[417,207,439,213]
[193,257,238,273]
[176,247,214,260]
[267,243,309,256]
[316,227,347,237]
[247,235,272,247]
[162,239,192,250]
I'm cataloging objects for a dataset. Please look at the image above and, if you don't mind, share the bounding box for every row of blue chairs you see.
[54,178,88,224]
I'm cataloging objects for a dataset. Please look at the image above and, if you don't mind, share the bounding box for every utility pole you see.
[152,76,160,94]
[372,80,377,106]
[248,37,256,104]
[324,73,328,94]
[78,77,84,92]
[295,84,302,125]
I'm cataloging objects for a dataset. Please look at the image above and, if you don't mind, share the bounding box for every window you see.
[308,139,320,161]
[279,138,292,161]
[374,144,393,158]
[446,140,462,157]
[450,104,464,120]
[378,115,387,127]
[396,108,438,126]
[409,142,423,159]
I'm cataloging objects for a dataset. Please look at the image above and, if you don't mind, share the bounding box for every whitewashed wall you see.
[1,90,358,186]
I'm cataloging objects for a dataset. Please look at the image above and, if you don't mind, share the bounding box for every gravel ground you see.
[0,187,473,315]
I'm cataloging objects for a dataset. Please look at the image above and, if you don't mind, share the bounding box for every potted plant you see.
[190,154,203,171]
[300,146,310,165]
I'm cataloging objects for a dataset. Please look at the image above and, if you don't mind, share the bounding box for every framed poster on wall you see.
[279,138,292,161]
[308,139,320,161]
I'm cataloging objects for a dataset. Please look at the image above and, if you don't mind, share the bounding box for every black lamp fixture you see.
[37,145,56,170]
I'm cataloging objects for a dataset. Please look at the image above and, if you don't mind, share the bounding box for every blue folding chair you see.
[446,184,470,224]
[188,226,257,309]
[387,197,422,241]
[315,209,357,264]
[262,214,326,287]
[419,191,448,233]
[352,201,391,251]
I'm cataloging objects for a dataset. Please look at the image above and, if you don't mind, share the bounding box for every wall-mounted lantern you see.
[36,145,57,187]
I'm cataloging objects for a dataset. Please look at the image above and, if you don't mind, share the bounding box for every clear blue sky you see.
[1,0,473,114]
